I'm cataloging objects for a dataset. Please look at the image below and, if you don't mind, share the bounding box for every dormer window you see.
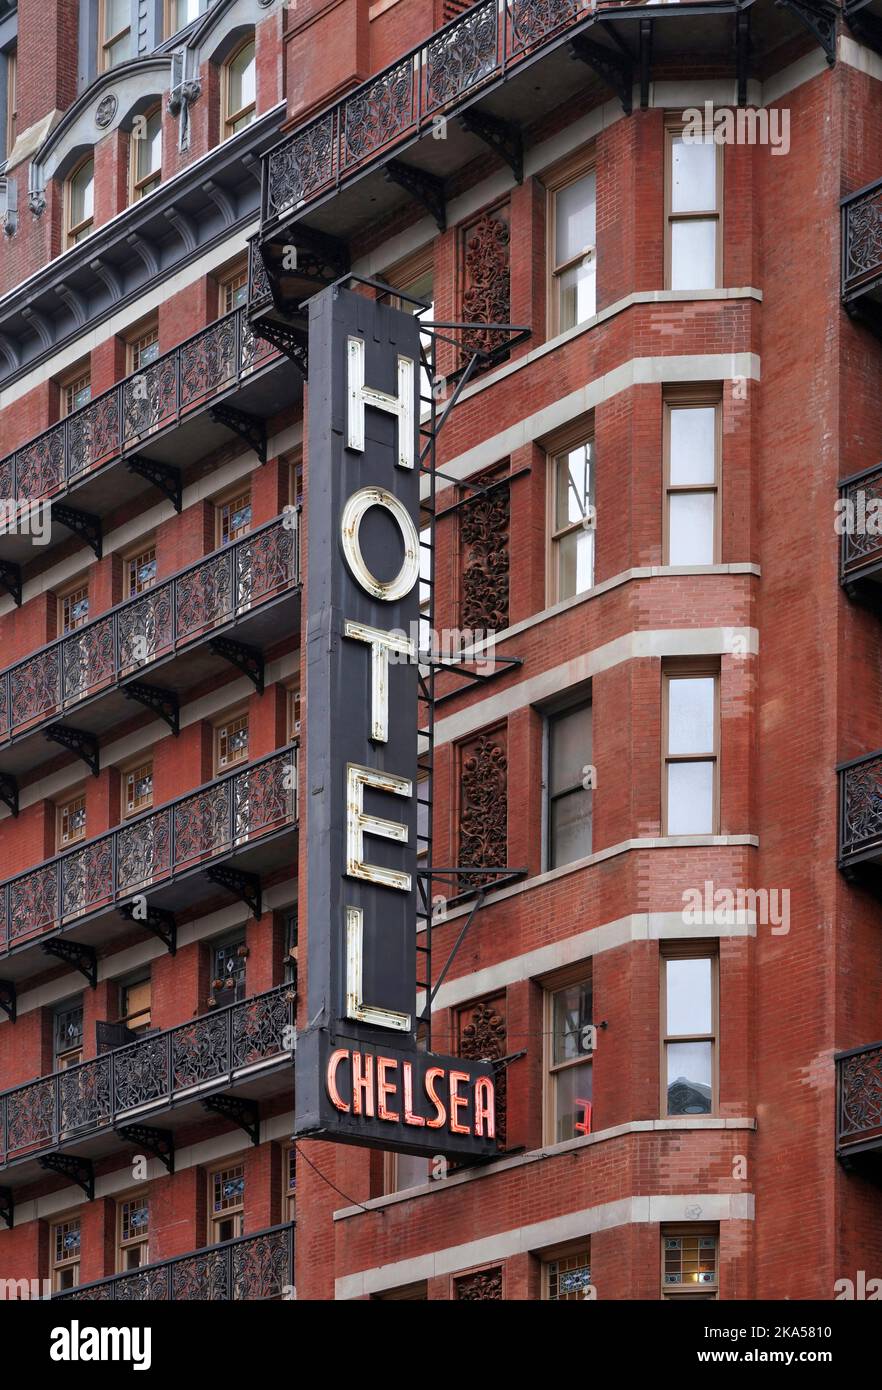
[224,39,256,138]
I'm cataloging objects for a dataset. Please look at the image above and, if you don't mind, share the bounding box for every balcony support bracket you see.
[45,723,99,776]
[124,682,180,736]
[845,295,882,344]
[54,504,103,559]
[208,404,267,465]
[203,1094,260,1145]
[205,865,262,921]
[209,636,265,693]
[0,979,17,1023]
[384,160,446,231]
[116,1124,175,1175]
[118,902,178,956]
[38,1154,95,1201]
[774,0,838,65]
[736,8,751,107]
[0,1187,12,1229]
[0,772,19,818]
[0,560,22,607]
[459,110,523,183]
[569,34,633,116]
[41,939,98,988]
[126,455,183,513]
[251,320,309,376]
[845,2,882,57]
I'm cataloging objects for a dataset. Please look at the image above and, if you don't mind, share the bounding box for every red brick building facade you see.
[0,0,880,1304]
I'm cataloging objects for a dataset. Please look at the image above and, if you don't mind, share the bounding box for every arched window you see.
[224,38,256,138]
[130,106,162,203]
[66,157,95,247]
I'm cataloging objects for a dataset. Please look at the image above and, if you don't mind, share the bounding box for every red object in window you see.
[574,1100,592,1136]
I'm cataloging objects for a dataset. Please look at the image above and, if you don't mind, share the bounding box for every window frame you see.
[57,574,90,635]
[223,36,257,139]
[543,694,593,872]
[56,787,88,852]
[211,930,248,1003]
[543,146,597,339]
[120,754,155,820]
[129,104,162,204]
[207,1160,246,1243]
[50,1214,82,1291]
[664,120,723,292]
[544,419,596,606]
[540,1240,593,1301]
[122,534,158,597]
[214,482,253,547]
[116,1190,150,1272]
[660,1222,720,1299]
[59,363,92,418]
[542,964,594,1146]
[213,704,250,775]
[282,1142,296,1221]
[4,45,16,161]
[126,318,160,374]
[661,660,720,836]
[165,0,210,40]
[663,388,722,567]
[98,0,132,72]
[53,996,85,1070]
[65,156,95,248]
[119,974,152,1033]
[659,943,719,1119]
[218,259,248,317]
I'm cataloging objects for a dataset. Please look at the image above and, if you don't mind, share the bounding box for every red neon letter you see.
[448,1070,470,1134]
[474,1076,496,1139]
[574,1099,592,1136]
[352,1051,375,1117]
[377,1056,400,1122]
[402,1061,426,1126]
[327,1049,350,1112]
[424,1067,447,1129]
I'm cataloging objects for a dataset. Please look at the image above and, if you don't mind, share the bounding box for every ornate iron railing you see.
[842,178,882,303]
[54,1222,295,1301]
[0,306,278,506]
[0,745,297,954]
[838,463,882,584]
[837,1041,882,1152]
[0,514,298,745]
[0,986,295,1168]
[261,0,589,228]
[838,750,882,868]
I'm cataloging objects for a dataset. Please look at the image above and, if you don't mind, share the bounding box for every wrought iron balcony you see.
[0,306,302,568]
[838,749,882,876]
[836,1041,882,1166]
[842,177,882,330]
[0,514,299,787]
[0,745,297,986]
[838,462,882,593]
[0,986,294,1181]
[54,1222,294,1301]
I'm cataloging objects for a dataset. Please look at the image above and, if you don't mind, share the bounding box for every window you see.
[661,949,717,1116]
[120,977,152,1033]
[546,701,592,869]
[219,263,248,315]
[549,436,594,601]
[666,126,721,290]
[664,394,721,565]
[123,760,154,818]
[54,999,84,1069]
[283,909,298,985]
[117,1195,149,1270]
[128,323,160,374]
[224,39,256,137]
[61,367,92,417]
[124,541,157,596]
[66,157,94,247]
[212,933,247,1003]
[4,46,16,161]
[99,0,132,70]
[283,1144,296,1221]
[209,1162,245,1242]
[547,161,596,334]
[57,793,87,850]
[386,254,434,405]
[286,684,301,742]
[130,107,162,202]
[663,665,719,834]
[166,0,210,37]
[543,1246,592,1301]
[384,1151,430,1194]
[51,1218,81,1291]
[58,579,90,634]
[416,770,430,861]
[216,487,252,546]
[662,1227,719,1298]
[545,974,593,1143]
[215,710,249,772]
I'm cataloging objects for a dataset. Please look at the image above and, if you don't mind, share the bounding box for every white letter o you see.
[340,486,420,602]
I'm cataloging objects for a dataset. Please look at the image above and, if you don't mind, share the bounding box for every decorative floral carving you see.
[458,729,507,889]
[95,94,118,129]
[845,184,882,293]
[460,205,510,360]
[454,1266,503,1300]
[460,470,509,631]
[458,996,506,1146]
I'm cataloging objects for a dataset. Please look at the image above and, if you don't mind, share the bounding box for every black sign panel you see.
[296,286,497,1159]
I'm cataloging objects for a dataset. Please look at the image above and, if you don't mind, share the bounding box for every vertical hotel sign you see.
[296,287,496,1159]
